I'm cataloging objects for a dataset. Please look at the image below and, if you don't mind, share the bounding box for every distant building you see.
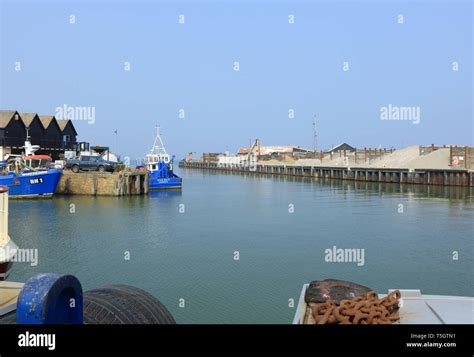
[237,148,250,155]
[202,152,225,163]
[216,152,249,167]
[237,146,311,156]
[328,143,356,153]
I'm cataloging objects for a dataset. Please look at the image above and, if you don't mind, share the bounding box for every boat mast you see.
[312,115,317,153]
[150,125,169,157]
[149,125,170,163]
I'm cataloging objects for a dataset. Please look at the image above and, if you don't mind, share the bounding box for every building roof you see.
[0,111,77,135]
[18,112,39,128]
[329,143,356,152]
[56,119,69,131]
[56,119,78,135]
[237,148,250,154]
[237,145,309,155]
[0,110,19,128]
[38,115,57,129]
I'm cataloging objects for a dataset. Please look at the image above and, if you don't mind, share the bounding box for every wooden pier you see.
[178,161,473,187]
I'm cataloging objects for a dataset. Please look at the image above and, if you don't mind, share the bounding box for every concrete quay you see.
[179,161,473,187]
[56,170,148,196]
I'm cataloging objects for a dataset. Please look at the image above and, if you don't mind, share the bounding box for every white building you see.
[217,155,248,168]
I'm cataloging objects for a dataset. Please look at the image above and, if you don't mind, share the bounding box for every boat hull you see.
[0,170,62,198]
[0,261,14,281]
[149,176,182,190]
[0,239,18,281]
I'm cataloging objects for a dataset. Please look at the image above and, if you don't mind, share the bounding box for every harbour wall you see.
[178,161,474,187]
[56,171,148,196]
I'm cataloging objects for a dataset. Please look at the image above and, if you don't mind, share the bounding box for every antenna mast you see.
[312,115,317,152]
[150,125,169,157]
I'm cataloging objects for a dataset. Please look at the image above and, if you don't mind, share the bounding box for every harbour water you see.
[8,169,474,323]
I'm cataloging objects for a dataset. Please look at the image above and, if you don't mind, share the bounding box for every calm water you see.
[8,169,474,323]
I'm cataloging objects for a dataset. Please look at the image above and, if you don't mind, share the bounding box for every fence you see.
[257,148,395,164]
[419,144,447,156]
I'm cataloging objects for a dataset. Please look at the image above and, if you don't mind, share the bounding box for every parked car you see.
[65,155,116,173]
[51,160,65,169]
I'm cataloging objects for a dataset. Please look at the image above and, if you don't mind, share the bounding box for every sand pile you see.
[367,146,419,168]
[405,148,451,170]
[368,146,451,170]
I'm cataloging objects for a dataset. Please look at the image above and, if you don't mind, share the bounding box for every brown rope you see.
[310,290,401,324]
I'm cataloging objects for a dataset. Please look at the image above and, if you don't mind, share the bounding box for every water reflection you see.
[181,168,473,201]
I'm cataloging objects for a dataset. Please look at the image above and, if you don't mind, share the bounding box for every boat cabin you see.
[146,153,171,172]
[22,155,52,170]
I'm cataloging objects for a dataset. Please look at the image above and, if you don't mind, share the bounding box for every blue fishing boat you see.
[145,126,182,190]
[0,137,62,198]
[0,168,62,198]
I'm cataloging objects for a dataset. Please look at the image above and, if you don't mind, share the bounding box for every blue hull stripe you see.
[149,175,182,190]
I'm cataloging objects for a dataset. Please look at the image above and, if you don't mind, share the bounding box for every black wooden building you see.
[0,110,27,149]
[0,110,78,160]
[57,119,78,150]
[38,115,62,149]
[20,112,44,146]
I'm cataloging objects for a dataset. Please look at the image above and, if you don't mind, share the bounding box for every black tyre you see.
[98,166,105,173]
[71,165,80,173]
[83,285,176,324]
[0,310,17,324]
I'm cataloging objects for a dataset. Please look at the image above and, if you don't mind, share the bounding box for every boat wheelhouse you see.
[21,155,53,171]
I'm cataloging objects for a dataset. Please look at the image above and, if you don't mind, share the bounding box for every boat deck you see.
[0,281,23,318]
[293,284,474,324]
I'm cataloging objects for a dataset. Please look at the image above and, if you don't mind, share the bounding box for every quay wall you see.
[56,171,148,196]
[178,161,473,187]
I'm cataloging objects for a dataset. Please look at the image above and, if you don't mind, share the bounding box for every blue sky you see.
[0,0,472,160]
